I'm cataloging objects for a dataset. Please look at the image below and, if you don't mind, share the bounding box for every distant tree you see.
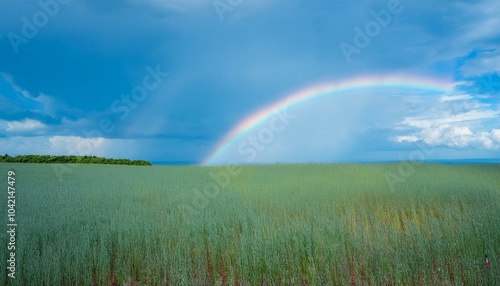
[1,154,12,162]
[0,154,152,166]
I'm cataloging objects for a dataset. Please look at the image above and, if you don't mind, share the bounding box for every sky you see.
[0,0,499,164]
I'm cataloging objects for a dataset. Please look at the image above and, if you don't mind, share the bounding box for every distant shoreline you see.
[0,155,152,166]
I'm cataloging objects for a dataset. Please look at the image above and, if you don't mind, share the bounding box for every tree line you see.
[0,154,152,166]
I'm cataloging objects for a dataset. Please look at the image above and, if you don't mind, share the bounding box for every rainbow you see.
[203,75,454,165]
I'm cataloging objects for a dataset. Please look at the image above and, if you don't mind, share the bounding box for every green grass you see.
[1,163,499,285]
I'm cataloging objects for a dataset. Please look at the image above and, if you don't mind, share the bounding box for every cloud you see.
[0,119,47,135]
[460,50,500,78]
[6,119,46,132]
[416,126,476,148]
[458,0,500,44]
[0,73,71,122]
[401,109,499,129]
[395,94,500,149]
[395,135,419,143]
[491,129,500,143]
[440,95,472,102]
[0,136,110,156]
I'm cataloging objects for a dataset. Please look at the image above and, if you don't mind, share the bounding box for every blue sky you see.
[0,0,499,164]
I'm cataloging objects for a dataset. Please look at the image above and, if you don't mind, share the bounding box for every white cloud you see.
[395,135,419,143]
[492,129,500,143]
[422,126,474,148]
[440,95,472,102]
[394,93,500,149]
[1,119,47,133]
[397,125,499,149]
[402,109,499,129]
[478,131,494,149]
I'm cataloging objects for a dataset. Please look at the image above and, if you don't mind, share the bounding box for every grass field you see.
[1,163,499,285]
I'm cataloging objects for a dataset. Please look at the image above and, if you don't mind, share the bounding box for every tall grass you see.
[1,163,499,285]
